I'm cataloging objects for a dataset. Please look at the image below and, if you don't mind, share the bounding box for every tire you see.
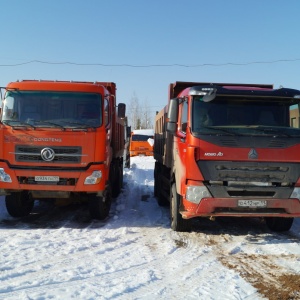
[170,183,191,232]
[154,163,169,207]
[89,187,112,220]
[157,181,169,207]
[111,163,120,198]
[154,164,158,197]
[114,164,123,196]
[119,165,124,189]
[265,217,294,232]
[5,192,34,217]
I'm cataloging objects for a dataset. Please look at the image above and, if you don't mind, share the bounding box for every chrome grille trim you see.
[14,145,84,163]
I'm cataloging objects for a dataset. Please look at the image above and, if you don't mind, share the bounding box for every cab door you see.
[173,99,188,191]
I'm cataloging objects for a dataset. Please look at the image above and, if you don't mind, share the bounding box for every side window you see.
[104,98,109,126]
[180,100,188,133]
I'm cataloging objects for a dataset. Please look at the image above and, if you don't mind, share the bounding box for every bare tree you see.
[140,99,153,129]
[127,93,154,130]
[128,92,140,130]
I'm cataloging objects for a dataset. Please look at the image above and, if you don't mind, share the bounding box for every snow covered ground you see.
[0,156,300,299]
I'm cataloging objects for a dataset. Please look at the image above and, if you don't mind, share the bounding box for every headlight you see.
[84,171,102,185]
[0,168,12,183]
[186,185,211,204]
[290,187,300,200]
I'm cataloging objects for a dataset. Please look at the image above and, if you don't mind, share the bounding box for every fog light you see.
[84,171,102,185]
[0,168,12,183]
[186,185,211,204]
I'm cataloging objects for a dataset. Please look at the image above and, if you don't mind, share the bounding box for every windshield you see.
[2,91,102,128]
[131,134,154,141]
[192,96,300,137]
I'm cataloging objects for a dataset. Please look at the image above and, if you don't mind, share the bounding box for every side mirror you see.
[166,122,177,133]
[166,98,179,134]
[118,103,126,118]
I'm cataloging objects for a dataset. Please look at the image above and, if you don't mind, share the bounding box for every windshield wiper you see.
[193,126,237,136]
[2,120,36,129]
[249,126,291,137]
[60,121,97,129]
[34,120,65,130]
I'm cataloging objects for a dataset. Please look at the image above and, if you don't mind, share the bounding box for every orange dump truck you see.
[154,81,300,232]
[0,80,126,220]
[130,129,154,156]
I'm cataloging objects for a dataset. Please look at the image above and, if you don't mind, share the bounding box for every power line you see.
[0,58,300,68]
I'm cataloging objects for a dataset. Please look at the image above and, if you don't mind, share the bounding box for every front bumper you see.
[0,162,107,194]
[181,197,300,219]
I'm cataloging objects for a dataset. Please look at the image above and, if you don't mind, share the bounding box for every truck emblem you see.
[41,147,55,161]
[248,148,258,159]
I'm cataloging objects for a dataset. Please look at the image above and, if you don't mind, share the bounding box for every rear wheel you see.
[170,183,191,232]
[154,163,158,197]
[154,163,169,207]
[111,162,123,198]
[119,164,124,189]
[89,187,112,220]
[5,191,34,217]
[265,217,294,232]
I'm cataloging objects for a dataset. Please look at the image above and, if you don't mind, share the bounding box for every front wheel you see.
[5,191,34,217]
[170,183,191,232]
[265,217,294,232]
[89,187,112,220]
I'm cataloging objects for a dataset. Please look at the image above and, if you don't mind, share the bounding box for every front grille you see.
[268,140,287,148]
[15,145,82,163]
[198,161,297,198]
[198,161,298,183]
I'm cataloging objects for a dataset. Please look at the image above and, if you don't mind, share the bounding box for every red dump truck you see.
[154,81,300,232]
[0,80,126,220]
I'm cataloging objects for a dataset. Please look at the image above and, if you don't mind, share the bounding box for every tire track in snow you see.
[190,219,300,300]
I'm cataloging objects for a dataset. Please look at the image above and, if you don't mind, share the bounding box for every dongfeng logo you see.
[41,147,55,161]
[248,148,258,159]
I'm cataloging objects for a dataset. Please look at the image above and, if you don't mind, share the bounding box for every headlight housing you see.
[186,185,211,204]
[0,168,12,183]
[84,171,102,185]
[290,187,300,200]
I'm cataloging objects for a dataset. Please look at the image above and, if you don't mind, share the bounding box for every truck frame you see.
[154,81,300,232]
[0,80,126,220]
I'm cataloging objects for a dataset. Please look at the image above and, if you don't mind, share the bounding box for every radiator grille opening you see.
[15,145,82,164]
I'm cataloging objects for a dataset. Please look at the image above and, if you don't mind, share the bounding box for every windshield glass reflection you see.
[2,91,102,128]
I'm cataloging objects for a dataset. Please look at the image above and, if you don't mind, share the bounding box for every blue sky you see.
[1,0,300,121]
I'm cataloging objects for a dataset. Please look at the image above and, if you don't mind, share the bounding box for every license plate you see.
[35,176,59,182]
[238,200,267,207]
